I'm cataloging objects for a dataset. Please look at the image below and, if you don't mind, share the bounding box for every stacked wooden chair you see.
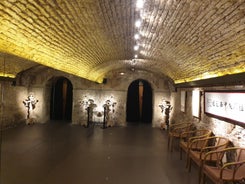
[167,122,193,152]
[179,129,212,161]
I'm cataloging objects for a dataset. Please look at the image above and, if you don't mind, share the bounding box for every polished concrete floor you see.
[0,122,204,184]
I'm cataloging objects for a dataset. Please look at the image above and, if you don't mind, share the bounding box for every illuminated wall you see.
[73,90,125,126]
[0,67,172,128]
[71,71,172,127]
[0,82,28,127]
[171,86,245,147]
[2,62,245,148]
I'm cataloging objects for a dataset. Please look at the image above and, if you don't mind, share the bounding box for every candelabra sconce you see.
[23,94,38,125]
[159,100,173,130]
[86,99,97,128]
[80,98,97,128]
[102,105,108,129]
[102,98,117,128]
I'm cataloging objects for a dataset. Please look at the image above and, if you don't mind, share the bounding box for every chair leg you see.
[200,172,204,184]
[176,138,180,151]
[167,136,170,150]
[185,152,189,168]
[180,147,182,160]
[170,137,174,152]
[169,136,173,152]
[198,166,202,184]
[168,135,172,152]
[188,158,192,172]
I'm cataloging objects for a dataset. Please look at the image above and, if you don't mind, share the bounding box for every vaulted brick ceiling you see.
[0,0,244,83]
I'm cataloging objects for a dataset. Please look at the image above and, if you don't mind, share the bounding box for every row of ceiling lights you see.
[133,0,145,59]
[120,0,145,76]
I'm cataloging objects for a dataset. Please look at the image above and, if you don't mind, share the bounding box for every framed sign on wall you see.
[181,91,186,112]
[192,90,200,118]
[204,91,245,125]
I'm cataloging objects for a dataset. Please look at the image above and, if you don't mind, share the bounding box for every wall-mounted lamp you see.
[23,93,38,124]
[159,100,173,130]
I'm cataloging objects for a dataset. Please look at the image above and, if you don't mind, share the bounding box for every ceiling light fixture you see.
[133,0,145,60]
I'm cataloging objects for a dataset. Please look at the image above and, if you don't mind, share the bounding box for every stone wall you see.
[73,89,127,126]
[2,64,245,149]
[0,67,172,128]
[171,85,245,147]
[72,70,173,127]
[0,81,27,128]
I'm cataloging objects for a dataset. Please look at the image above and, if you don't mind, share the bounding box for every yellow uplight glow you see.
[0,33,104,83]
[0,73,15,78]
[0,10,106,83]
[174,68,245,84]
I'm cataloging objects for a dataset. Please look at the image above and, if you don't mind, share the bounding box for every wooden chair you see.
[201,147,245,184]
[179,129,212,160]
[188,136,230,183]
[168,122,190,133]
[167,122,188,145]
[167,123,193,152]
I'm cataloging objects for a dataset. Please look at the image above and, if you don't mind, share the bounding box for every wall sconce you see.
[102,96,117,128]
[79,97,97,128]
[80,97,97,110]
[159,100,173,130]
[23,93,38,125]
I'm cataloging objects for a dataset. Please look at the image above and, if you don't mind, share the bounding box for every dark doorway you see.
[50,77,73,121]
[126,79,153,123]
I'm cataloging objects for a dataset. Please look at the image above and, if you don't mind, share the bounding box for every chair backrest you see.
[191,136,229,153]
[222,148,245,180]
[237,148,245,161]
[190,129,212,147]
[235,148,245,178]
[196,129,212,138]
[169,122,189,130]
[171,123,193,134]
[183,124,193,131]
[181,129,210,140]
[214,137,229,151]
[203,147,245,182]
[189,129,210,137]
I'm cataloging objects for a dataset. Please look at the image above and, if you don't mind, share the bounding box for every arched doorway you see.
[50,77,73,121]
[126,79,153,123]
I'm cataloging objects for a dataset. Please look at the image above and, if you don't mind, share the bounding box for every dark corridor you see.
[126,79,153,123]
[50,77,73,121]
